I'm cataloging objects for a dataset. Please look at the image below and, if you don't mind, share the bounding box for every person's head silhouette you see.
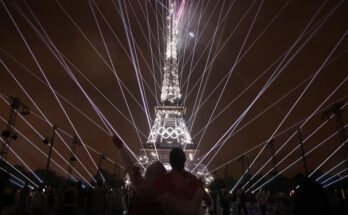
[169,147,186,170]
[145,161,166,182]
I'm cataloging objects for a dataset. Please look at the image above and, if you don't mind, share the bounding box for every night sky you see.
[0,0,347,186]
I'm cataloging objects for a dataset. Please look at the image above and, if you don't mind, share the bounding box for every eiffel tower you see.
[140,1,210,179]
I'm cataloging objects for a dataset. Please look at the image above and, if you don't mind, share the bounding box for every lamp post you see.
[267,139,278,173]
[322,102,348,168]
[297,128,309,176]
[246,154,251,184]
[223,164,228,179]
[240,154,251,184]
[43,125,58,179]
[113,163,121,178]
[96,153,106,181]
[98,153,106,170]
[67,135,80,178]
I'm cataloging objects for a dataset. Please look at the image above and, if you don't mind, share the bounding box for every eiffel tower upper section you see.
[160,0,181,104]
[144,0,195,155]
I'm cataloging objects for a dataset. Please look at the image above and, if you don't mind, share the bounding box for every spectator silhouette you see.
[86,187,94,215]
[0,171,10,215]
[293,174,331,215]
[220,190,230,215]
[29,187,46,215]
[63,182,78,215]
[112,135,211,215]
[112,135,166,215]
[94,180,108,215]
[15,184,30,215]
[153,147,212,215]
[255,189,267,215]
[236,188,248,215]
[109,188,123,215]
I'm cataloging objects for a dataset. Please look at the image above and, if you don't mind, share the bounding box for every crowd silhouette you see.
[0,136,347,215]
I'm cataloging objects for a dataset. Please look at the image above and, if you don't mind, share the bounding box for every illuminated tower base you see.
[141,106,197,165]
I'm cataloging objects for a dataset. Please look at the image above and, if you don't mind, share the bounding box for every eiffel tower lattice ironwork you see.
[140,1,211,181]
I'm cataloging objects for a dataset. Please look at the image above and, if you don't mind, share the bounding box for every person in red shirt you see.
[153,147,211,215]
[154,148,200,198]
[112,135,211,215]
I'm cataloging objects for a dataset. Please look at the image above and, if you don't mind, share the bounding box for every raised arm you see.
[112,135,133,169]
[112,135,144,186]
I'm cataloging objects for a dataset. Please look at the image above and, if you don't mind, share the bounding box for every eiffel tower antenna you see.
[160,0,182,105]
